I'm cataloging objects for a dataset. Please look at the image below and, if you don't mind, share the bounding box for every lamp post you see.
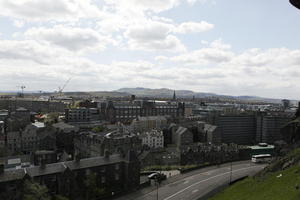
[155,176,159,200]
[229,154,233,184]
[229,158,233,184]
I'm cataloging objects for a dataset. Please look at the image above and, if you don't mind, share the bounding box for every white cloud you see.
[175,21,214,34]
[13,20,25,28]
[168,40,234,65]
[104,0,180,13]
[186,0,216,5]
[2,38,300,98]
[124,21,186,52]
[24,26,116,53]
[0,0,105,22]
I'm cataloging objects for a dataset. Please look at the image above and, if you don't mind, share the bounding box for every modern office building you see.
[65,107,100,123]
[216,115,256,145]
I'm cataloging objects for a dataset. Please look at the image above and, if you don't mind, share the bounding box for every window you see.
[115,173,119,181]
[101,176,106,184]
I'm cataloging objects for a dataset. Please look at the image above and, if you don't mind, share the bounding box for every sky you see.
[1,0,300,99]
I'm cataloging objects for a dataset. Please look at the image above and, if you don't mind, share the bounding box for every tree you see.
[23,180,51,200]
[45,112,59,125]
[54,195,69,200]
[92,126,104,133]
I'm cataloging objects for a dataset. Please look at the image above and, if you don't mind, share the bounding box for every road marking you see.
[192,189,199,194]
[163,165,263,200]
[166,163,252,187]
[183,180,189,184]
[204,172,211,176]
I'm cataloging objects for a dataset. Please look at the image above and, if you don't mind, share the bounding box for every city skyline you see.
[1,0,300,99]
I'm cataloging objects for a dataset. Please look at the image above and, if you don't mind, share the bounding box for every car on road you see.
[148,172,167,182]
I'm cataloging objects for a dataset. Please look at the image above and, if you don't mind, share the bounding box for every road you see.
[115,161,266,200]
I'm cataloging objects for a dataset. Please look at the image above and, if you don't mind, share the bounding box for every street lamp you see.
[229,158,233,184]
[155,176,159,200]
[229,154,233,184]
[290,0,300,9]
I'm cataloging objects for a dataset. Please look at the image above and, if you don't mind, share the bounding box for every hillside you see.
[209,147,300,200]
[116,87,284,103]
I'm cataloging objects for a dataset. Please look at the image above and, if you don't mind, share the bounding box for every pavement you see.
[115,161,266,200]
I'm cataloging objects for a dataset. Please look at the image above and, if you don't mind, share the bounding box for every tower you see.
[173,90,176,101]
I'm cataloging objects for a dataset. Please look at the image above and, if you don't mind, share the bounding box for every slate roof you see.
[176,126,188,136]
[0,154,126,183]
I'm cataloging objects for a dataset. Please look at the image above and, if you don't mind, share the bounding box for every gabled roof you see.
[0,168,26,183]
[0,154,126,183]
[176,126,188,136]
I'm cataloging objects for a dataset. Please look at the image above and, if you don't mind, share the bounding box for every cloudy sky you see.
[1,0,300,99]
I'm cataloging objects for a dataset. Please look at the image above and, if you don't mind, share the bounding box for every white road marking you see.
[163,165,264,200]
[183,180,189,184]
[204,172,211,176]
[192,189,199,194]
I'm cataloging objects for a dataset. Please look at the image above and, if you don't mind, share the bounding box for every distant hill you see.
[1,87,295,104]
[116,87,283,103]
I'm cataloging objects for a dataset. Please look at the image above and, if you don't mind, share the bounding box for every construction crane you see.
[58,77,72,96]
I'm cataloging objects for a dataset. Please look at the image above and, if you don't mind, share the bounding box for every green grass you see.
[142,162,211,172]
[210,164,300,200]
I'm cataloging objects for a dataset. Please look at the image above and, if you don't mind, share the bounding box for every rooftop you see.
[0,154,126,183]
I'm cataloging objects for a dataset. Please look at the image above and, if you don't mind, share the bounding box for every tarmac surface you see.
[115,161,266,200]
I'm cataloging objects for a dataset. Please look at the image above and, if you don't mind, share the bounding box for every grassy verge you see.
[209,164,300,200]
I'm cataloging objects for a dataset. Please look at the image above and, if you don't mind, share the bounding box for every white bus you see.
[251,154,272,163]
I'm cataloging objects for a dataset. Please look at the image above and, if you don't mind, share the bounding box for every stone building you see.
[139,129,164,149]
[0,151,140,200]
[74,130,142,158]
[170,126,193,148]
[101,100,185,123]
[131,116,168,133]
[65,107,100,123]
[53,122,79,156]
[0,99,66,113]
[6,107,32,132]
[6,122,56,155]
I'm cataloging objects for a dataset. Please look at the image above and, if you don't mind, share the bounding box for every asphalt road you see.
[116,161,266,200]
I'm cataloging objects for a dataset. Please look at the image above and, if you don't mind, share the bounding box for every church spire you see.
[173,90,176,101]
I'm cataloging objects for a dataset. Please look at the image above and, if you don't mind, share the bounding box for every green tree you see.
[45,112,59,125]
[92,126,104,133]
[54,195,69,200]
[23,180,51,200]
